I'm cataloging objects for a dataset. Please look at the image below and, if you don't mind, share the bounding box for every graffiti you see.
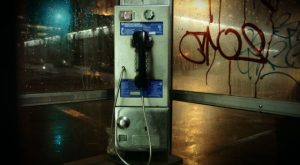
[178,0,300,97]
[208,0,213,23]
[179,24,267,64]
[237,29,264,80]
[272,12,300,67]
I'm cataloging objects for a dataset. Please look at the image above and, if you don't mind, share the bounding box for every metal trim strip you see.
[19,89,113,107]
[172,90,300,117]
[20,89,300,117]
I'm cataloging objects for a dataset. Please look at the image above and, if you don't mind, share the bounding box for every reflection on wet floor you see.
[172,101,300,165]
[17,100,300,165]
[17,101,113,165]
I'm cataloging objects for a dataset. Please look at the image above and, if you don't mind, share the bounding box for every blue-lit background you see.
[28,0,73,33]
[43,1,72,29]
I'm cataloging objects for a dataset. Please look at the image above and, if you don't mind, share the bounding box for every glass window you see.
[16,0,115,94]
[173,0,300,102]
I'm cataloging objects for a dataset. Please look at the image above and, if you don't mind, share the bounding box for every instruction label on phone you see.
[120,22,163,35]
[120,79,163,97]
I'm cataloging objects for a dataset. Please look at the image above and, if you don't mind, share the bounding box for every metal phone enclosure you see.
[114,5,171,151]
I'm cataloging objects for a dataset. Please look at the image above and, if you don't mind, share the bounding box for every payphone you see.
[113,4,171,164]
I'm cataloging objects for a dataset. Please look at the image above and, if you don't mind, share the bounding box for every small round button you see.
[117,116,130,129]
[144,10,155,20]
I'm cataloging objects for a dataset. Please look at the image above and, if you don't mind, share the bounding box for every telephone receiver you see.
[131,30,153,89]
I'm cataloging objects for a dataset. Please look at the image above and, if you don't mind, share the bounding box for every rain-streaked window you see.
[173,0,300,102]
[16,0,115,93]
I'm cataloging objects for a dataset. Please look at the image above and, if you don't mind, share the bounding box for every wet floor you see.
[17,101,114,165]
[15,100,300,165]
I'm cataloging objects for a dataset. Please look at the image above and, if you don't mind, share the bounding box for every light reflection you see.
[176,15,239,30]
[24,25,112,47]
[55,13,62,20]
[52,124,65,154]
[24,35,61,47]
[42,1,72,30]
[172,101,206,165]
[195,0,207,9]
[24,24,62,31]
[54,134,63,146]
[175,15,277,36]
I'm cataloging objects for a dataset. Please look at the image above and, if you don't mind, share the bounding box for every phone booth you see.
[113,0,182,164]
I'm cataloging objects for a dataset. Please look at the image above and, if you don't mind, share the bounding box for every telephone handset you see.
[131,30,153,89]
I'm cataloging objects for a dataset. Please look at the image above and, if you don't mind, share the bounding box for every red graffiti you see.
[179,23,267,66]
[209,0,213,23]
[178,0,277,96]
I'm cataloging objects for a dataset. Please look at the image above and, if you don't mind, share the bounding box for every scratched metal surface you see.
[173,0,300,102]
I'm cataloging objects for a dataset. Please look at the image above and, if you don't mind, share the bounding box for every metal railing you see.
[172,90,300,118]
[19,89,300,117]
[20,89,113,107]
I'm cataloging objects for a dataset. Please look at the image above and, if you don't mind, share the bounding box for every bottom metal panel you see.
[115,107,169,151]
